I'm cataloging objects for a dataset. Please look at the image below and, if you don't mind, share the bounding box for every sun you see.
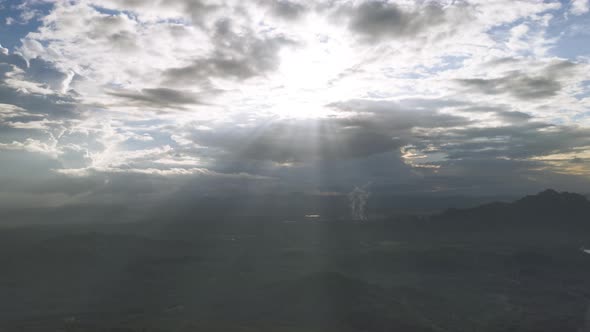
[261,18,360,118]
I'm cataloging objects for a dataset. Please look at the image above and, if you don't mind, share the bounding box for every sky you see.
[1,0,590,213]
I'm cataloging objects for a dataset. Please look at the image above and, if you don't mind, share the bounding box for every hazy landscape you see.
[2,0,590,331]
[1,189,590,331]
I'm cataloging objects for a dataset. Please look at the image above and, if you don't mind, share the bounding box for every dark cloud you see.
[457,105,532,123]
[108,88,203,108]
[260,0,307,20]
[163,19,295,85]
[345,1,447,41]
[198,113,590,195]
[417,121,590,162]
[181,119,395,164]
[300,100,590,194]
[329,99,470,130]
[457,75,561,99]
[456,60,579,100]
[165,55,267,82]
[496,110,532,123]
[174,99,469,169]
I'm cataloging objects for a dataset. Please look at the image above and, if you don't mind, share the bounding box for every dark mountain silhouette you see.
[435,189,590,228]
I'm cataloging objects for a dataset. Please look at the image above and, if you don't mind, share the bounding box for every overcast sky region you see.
[1,0,590,212]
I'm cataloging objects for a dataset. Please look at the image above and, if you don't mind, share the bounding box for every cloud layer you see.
[0,0,590,211]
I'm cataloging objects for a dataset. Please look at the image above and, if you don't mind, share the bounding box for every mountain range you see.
[435,189,590,229]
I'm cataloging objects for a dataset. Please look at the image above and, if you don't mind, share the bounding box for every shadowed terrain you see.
[1,190,590,331]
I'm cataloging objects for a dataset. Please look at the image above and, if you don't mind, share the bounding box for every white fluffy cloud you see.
[570,0,590,15]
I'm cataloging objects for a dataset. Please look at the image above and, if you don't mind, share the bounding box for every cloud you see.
[456,60,580,100]
[495,110,532,123]
[328,99,470,130]
[23,57,73,92]
[570,0,590,15]
[2,0,590,209]
[175,99,469,165]
[346,1,447,41]
[0,48,79,151]
[91,0,221,23]
[0,103,39,121]
[0,46,28,71]
[0,138,61,158]
[415,121,590,164]
[0,51,78,139]
[107,88,204,108]
[335,1,475,44]
[163,19,295,84]
[260,0,308,20]
[19,1,213,93]
[457,75,562,99]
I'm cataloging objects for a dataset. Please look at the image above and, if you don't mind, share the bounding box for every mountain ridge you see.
[434,189,590,227]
